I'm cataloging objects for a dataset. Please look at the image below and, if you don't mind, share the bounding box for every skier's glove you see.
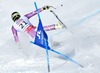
[42,6,50,10]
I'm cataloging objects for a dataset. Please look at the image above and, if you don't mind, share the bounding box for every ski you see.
[50,10,67,29]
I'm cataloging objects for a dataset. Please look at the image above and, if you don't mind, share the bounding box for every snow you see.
[0,0,100,73]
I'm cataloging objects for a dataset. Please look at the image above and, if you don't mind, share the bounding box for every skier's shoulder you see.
[20,15,28,20]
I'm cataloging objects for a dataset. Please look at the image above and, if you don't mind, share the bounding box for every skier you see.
[11,6,64,44]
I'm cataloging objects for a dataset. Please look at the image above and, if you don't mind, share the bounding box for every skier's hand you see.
[42,6,50,10]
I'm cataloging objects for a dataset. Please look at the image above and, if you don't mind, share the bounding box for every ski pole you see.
[50,10,67,28]
[49,4,63,9]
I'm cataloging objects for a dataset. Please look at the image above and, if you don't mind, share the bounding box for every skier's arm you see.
[24,8,43,19]
[25,6,50,19]
[11,26,19,43]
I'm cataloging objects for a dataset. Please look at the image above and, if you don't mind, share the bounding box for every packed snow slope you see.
[0,0,100,73]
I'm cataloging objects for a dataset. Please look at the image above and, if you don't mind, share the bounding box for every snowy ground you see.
[0,0,100,73]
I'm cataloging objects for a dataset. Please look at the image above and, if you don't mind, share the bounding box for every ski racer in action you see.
[11,6,64,44]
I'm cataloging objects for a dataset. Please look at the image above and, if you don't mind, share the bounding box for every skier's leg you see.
[43,22,64,31]
[43,24,55,31]
[28,28,36,38]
